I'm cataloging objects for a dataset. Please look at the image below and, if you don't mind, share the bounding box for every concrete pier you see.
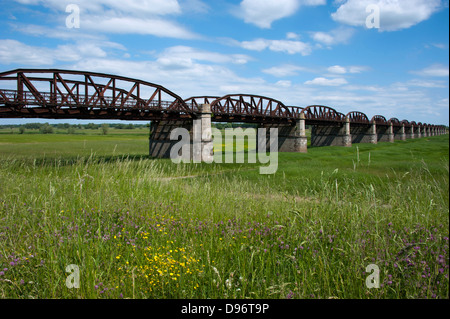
[310,118,352,148]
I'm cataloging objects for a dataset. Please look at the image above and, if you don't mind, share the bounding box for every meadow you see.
[0,127,448,299]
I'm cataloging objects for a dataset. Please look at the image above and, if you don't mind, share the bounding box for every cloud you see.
[411,64,449,77]
[405,79,448,88]
[13,0,199,39]
[327,65,347,74]
[156,46,252,68]
[305,77,348,86]
[327,65,369,74]
[240,38,312,55]
[331,0,443,31]
[262,64,308,77]
[81,16,198,39]
[234,0,326,29]
[14,0,182,16]
[0,39,109,65]
[310,27,356,46]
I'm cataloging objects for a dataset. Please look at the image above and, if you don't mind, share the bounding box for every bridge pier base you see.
[311,118,351,148]
[149,104,213,162]
[259,119,306,153]
[393,124,406,141]
[408,125,415,139]
[350,122,377,144]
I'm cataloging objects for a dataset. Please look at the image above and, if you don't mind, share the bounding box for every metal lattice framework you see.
[0,69,446,130]
[389,118,401,126]
[209,94,297,121]
[300,105,346,123]
[0,69,191,120]
[346,111,370,124]
[401,119,411,127]
[184,96,221,112]
[371,115,388,125]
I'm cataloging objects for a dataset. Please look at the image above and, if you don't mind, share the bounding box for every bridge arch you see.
[401,119,411,126]
[0,69,190,119]
[346,111,370,124]
[371,115,388,125]
[210,94,294,119]
[300,105,346,123]
[389,118,401,126]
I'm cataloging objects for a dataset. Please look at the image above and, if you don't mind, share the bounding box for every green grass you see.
[0,132,448,299]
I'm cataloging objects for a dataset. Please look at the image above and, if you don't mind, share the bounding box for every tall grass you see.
[0,134,448,299]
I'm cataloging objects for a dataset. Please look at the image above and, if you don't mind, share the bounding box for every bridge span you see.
[0,69,447,159]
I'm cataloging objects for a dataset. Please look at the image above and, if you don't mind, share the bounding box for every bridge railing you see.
[0,89,193,111]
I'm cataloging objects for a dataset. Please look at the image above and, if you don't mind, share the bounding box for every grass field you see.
[0,130,448,299]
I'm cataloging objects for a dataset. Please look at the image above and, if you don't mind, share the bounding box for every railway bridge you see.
[0,69,447,159]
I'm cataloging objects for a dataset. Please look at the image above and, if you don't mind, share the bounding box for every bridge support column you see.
[149,104,213,161]
[393,124,406,141]
[311,119,351,148]
[259,119,305,153]
[350,122,377,144]
[417,126,422,138]
[194,104,213,163]
[369,121,378,144]
[344,118,352,147]
[389,123,395,143]
[299,114,308,153]
[409,124,415,139]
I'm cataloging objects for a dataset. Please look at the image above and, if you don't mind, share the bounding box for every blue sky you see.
[0,0,449,125]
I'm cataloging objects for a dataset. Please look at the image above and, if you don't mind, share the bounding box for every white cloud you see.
[0,39,108,65]
[275,80,292,87]
[412,64,449,77]
[305,77,348,86]
[235,0,326,29]
[327,65,369,74]
[13,0,199,39]
[405,79,448,88]
[262,64,307,77]
[331,0,442,31]
[286,32,300,40]
[156,46,252,67]
[240,38,312,55]
[311,27,356,45]
[82,16,198,39]
[14,0,182,16]
[327,65,347,74]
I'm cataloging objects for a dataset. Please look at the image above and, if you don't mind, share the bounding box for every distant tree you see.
[19,126,25,134]
[68,126,76,134]
[101,123,109,135]
[40,123,54,134]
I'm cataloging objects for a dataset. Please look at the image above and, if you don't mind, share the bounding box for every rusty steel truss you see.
[0,69,446,131]
[346,111,370,125]
[301,105,346,124]
[0,69,191,120]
